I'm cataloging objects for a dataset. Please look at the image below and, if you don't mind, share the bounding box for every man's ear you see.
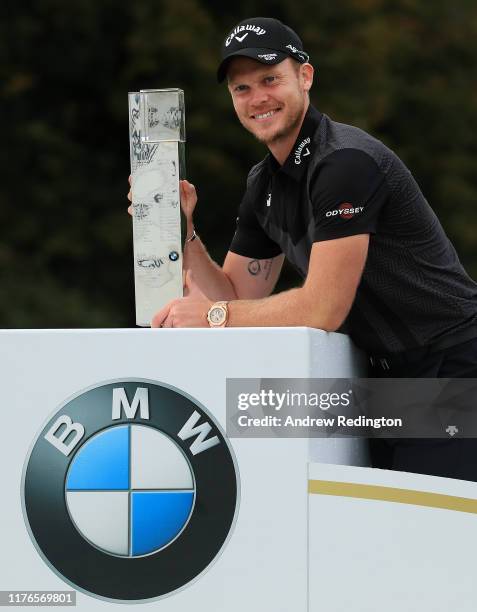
[300,63,314,93]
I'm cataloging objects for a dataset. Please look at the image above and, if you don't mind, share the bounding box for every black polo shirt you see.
[229,105,477,354]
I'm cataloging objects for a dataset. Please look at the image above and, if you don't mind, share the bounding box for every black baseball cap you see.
[217,17,310,83]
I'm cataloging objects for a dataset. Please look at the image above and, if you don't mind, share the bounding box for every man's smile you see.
[251,108,282,121]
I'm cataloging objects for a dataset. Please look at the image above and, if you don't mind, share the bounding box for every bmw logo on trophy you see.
[22,380,238,602]
[128,89,186,326]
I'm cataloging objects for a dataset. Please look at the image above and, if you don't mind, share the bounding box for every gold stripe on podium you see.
[308,479,477,515]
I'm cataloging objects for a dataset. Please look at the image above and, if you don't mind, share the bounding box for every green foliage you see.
[2,0,477,326]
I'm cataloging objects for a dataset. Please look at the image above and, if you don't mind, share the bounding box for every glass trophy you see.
[128,88,186,326]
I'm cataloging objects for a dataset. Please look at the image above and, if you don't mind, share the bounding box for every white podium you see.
[3,328,477,611]
[0,328,366,610]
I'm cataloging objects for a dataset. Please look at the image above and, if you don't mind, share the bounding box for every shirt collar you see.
[267,105,322,181]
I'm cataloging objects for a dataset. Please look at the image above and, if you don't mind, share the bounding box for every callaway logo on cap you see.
[217,17,310,82]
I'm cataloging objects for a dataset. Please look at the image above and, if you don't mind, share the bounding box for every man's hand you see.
[127,176,197,219]
[151,271,213,328]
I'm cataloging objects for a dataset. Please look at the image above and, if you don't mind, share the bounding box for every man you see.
[132,17,477,480]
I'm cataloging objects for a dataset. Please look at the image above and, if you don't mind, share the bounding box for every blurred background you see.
[2,0,477,327]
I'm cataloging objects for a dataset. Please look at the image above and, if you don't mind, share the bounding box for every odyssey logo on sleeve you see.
[325,203,365,219]
[22,380,238,603]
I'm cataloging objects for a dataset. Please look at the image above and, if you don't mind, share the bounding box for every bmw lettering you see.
[22,380,238,602]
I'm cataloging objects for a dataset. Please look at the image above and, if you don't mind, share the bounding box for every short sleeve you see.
[229,172,282,259]
[310,148,389,242]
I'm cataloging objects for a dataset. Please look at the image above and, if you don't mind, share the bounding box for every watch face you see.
[209,307,225,325]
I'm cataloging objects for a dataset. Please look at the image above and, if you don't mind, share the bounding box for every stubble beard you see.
[249,96,306,146]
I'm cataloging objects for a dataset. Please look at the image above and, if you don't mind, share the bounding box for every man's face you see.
[227,57,311,146]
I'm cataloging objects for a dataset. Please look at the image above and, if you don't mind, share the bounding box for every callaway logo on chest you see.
[294,137,311,165]
[225,24,267,46]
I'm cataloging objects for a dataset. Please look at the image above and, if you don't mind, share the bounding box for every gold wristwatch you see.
[207,301,229,327]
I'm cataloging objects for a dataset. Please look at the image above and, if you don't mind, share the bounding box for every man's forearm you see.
[225,287,342,331]
[183,224,237,300]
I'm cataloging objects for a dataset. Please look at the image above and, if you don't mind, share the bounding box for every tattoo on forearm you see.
[248,260,261,276]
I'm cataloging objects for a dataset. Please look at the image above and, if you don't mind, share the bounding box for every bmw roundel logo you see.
[22,380,239,602]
